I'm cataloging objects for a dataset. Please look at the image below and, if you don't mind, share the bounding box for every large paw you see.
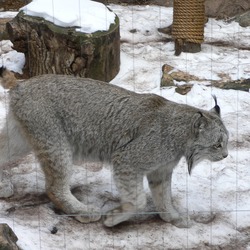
[192,212,216,224]
[104,203,134,227]
[159,212,192,228]
[0,181,14,198]
[74,206,101,223]
[170,216,193,228]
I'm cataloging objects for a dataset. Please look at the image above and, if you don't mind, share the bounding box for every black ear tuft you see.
[212,95,220,116]
[188,161,193,175]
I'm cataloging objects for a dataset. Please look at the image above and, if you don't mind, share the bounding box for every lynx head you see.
[186,96,229,175]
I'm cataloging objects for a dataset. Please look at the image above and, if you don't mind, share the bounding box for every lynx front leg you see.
[104,165,146,227]
[147,168,191,228]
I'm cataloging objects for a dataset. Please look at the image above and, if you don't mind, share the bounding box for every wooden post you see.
[172,0,205,56]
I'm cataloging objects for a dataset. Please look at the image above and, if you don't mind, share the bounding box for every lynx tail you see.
[0,67,17,89]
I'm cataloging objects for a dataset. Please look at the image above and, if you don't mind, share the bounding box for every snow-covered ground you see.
[0,3,250,249]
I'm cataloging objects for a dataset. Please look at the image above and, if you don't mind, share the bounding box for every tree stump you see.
[6,11,120,81]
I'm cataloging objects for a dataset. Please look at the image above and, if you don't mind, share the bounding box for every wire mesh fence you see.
[0,1,250,249]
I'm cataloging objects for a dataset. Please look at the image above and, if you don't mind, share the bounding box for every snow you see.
[0,41,25,74]
[0,3,250,250]
[20,0,116,33]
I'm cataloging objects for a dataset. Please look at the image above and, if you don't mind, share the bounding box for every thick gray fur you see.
[0,74,229,227]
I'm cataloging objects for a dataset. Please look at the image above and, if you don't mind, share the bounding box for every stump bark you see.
[6,11,120,81]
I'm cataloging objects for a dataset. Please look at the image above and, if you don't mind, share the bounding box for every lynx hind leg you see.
[104,165,146,227]
[0,111,31,198]
[147,168,191,228]
[19,109,101,223]
[42,158,101,223]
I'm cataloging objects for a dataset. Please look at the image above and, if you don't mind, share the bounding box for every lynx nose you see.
[222,151,228,158]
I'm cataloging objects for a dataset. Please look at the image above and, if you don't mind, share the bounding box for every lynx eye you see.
[213,143,222,149]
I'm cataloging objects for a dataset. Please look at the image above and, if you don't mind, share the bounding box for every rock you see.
[161,73,175,87]
[0,224,19,250]
[160,63,200,89]
[175,84,193,95]
[212,78,250,92]
[161,62,250,92]
[170,71,200,82]
[160,64,175,87]
[205,0,250,19]
[0,181,14,198]
[236,10,250,27]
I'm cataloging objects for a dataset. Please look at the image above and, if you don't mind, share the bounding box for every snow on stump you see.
[0,224,19,250]
[6,1,120,81]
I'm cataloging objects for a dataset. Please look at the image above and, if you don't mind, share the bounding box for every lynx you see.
[0,68,228,228]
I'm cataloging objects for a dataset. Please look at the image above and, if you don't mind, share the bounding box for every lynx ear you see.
[210,95,220,116]
[188,161,193,175]
[192,112,208,136]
